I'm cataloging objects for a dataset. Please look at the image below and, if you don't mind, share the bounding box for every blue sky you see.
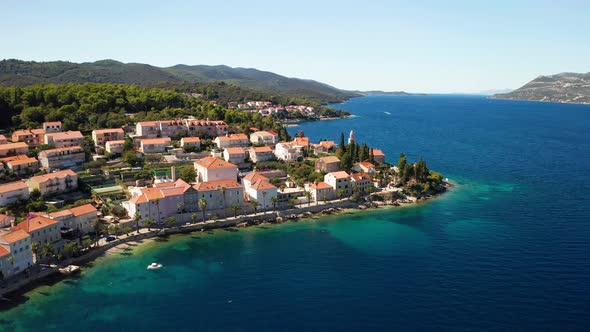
[1,0,589,93]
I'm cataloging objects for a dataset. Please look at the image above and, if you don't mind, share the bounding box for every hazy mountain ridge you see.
[493,72,590,104]
[0,59,360,104]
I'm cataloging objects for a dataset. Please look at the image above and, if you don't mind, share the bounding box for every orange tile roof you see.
[137,121,158,126]
[194,180,242,191]
[0,181,28,194]
[29,169,76,183]
[141,137,171,145]
[46,131,83,141]
[43,121,61,126]
[310,182,333,190]
[243,172,269,183]
[1,154,31,162]
[38,146,84,157]
[7,157,38,167]
[0,229,30,244]
[351,173,373,181]
[225,147,245,154]
[251,180,277,191]
[318,156,340,163]
[69,204,97,217]
[181,137,201,142]
[293,137,310,146]
[317,140,336,149]
[13,216,58,233]
[12,129,44,137]
[142,187,164,200]
[266,130,278,136]
[0,142,28,150]
[328,171,350,179]
[130,194,148,204]
[49,210,73,218]
[160,187,185,197]
[372,149,385,156]
[0,246,9,257]
[360,161,375,168]
[252,146,272,153]
[194,157,237,169]
[93,128,124,134]
[216,134,248,141]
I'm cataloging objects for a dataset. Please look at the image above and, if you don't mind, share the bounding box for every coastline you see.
[280,114,357,127]
[0,182,451,305]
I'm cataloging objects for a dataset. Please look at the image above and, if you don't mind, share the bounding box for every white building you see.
[194,157,238,183]
[274,142,302,162]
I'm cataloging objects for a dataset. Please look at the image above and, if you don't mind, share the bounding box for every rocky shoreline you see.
[0,182,451,304]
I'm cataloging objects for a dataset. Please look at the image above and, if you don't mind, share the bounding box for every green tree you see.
[270,196,278,212]
[123,226,133,236]
[230,204,241,218]
[249,199,259,215]
[179,166,196,183]
[166,216,176,228]
[198,198,207,221]
[145,218,155,231]
[340,151,353,171]
[134,211,142,234]
[304,190,312,206]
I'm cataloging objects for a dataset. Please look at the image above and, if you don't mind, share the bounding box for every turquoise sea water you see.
[1,95,590,331]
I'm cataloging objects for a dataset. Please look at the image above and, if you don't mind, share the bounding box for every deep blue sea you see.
[1,95,590,331]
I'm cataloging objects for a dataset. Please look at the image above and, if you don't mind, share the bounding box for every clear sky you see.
[1,0,589,93]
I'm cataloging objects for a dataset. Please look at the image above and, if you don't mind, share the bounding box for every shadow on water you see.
[222,228,239,232]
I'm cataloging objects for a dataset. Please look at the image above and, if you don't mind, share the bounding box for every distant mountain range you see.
[356,90,425,96]
[493,72,590,104]
[0,59,360,104]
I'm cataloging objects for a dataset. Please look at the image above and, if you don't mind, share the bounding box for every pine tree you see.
[359,144,367,162]
[369,148,375,163]
[341,151,353,171]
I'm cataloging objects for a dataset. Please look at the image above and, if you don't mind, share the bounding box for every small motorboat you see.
[147,263,163,270]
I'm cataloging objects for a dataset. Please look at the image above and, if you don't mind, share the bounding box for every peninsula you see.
[493,71,590,104]
[0,82,447,299]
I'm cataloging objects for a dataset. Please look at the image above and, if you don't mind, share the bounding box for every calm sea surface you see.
[1,95,589,331]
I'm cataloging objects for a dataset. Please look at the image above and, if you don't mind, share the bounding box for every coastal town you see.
[0,112,445,295]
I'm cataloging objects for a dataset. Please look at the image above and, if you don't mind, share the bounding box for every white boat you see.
[147,263,163,270]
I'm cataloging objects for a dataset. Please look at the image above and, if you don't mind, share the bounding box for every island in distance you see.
[493,71,590,104]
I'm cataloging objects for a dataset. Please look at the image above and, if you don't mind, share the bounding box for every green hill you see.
[493,72,590,104]
[0,59,360,104]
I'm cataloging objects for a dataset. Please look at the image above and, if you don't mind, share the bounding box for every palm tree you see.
[249,199,259,215]
[42,242,53,264]
[166,216,176,229]
[177,202,184,214]
[9,256,15,268]
[337,189,346,199]
[154,198,161,223]
[304,190,312,207]
[270,196,278,212]
[321,195,328,204]
[279,184,286,193]
[220,186,227,217]
[134,211,141,234]
[64,242,76,261]
[230,204,241,218]
[113,225,120,238]
[145,218,155,231]
[191,213,198,224]
[199,198,207,222]
[123,226,133,236]
[92,219,103,247]
[262,191,268,212]
[31,241,40,268]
